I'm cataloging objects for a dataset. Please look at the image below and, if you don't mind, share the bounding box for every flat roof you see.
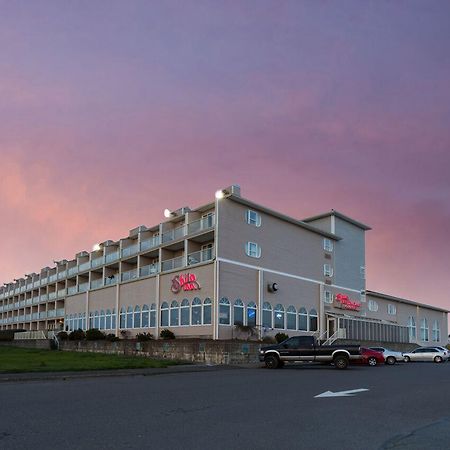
[303,210,372,231]
[228,195,342,241]
[366,290,449,314]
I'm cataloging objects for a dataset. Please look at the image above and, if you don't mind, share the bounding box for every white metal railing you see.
[187,247,215,266]
[139,264,159,277]
[121,269,138,282]
[187,214,215,235]
[161,256,184,272]
[14,330,47,340]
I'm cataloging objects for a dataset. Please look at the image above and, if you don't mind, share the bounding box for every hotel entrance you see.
[327,316,337,339]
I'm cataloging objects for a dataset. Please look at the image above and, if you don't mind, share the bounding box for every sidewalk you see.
[0,362,261,383]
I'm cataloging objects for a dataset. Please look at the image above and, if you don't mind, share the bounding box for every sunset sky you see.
[1,1,449,316]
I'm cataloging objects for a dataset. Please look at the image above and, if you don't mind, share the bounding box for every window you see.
[203,298,212,325]
[202,212,214,228]
[247,302,257,327]
[201,243,214,261]
[323,238,333,252]
[387,304,396,315]
[191,297,202,325]
[160,302,169,327]
[233,299,244,325]
[298,307,308,331]
[246,210,261,227]
[286,306,296,330]
[420,318,429,342]
[134,306,141,328]
[126,306,133,328]
[323,264,333,277]
[105,309,112,330]
[274,304,285,329]
[180,299,190,326]
[407,316,416,340]
[324,291,333,304]
[309,309,318,332]
[99,310,105,330]
[110,310,115,330]
[262,302,272,328]
[142,305,149,328]
[245,242,261,258]
[170,301,179,326]
[432,320,440,342]
[368,300,379,312]
[150,304,156,327]
[94,311,100,329]
[219,298,230,325]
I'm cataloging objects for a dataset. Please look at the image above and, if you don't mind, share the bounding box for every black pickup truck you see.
[259,336,361,369]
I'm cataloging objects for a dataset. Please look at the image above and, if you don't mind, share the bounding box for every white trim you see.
[330,215,336,234]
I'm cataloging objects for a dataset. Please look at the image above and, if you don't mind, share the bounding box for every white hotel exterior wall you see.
[0,186,448,345]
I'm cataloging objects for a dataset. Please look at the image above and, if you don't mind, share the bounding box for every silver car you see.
[403,347,449,363]
[368,347,403,365]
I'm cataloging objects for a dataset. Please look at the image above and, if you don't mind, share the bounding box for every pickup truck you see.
[259,335,361,369]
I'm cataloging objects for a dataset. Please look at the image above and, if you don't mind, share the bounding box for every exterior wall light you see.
[92,243,102,252]
[268,282,279,292]
[164,209,173,218]
[215,190,225,199]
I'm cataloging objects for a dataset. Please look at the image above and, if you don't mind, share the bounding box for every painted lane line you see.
[315,388,369,398]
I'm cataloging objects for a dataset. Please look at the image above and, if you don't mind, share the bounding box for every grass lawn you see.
[0,346,181,373]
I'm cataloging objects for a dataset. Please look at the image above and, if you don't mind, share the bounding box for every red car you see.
[352,347,385,366]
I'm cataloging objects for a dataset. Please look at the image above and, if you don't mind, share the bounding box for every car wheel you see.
[368,357,377,366]
[333,355,349,370]
[386,356,396,365]
[264,354,280,369]
[434,356,443,363]
[404,356,411,362]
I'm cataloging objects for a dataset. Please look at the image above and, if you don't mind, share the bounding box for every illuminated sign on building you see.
[334,293,361,311]
[171,273,201,294]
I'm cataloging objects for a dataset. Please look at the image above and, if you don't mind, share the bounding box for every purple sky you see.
[1,1,449,317]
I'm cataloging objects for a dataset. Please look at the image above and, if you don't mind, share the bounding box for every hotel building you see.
[0,185,447,346]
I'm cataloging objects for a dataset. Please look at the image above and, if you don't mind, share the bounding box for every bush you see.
[105,333,120,342]
[68,329,86,341]
[0,329,25,341]
[261,336,276,344]
[136,332,154,342]
[159,329,175,340]
[57,331,69,340]
[275,333,289,343]
[85,328,105,341]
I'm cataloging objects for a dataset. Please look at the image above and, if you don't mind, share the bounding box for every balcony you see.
[187,214,215,235]
[161,256,184,272]
[67,266,78,277]
[56,308,65,317]
[32,296,39,305]
[39,311,47,319]
[121,269,138,282]
[49,274,57,283]
[48,292,57,300]
[32,312,39,320]
[58,270,67,280]
[67,286,78,296]
[48,310,57,318]
[104,276,118,286]
[57,289,66,298]
[105,251,120,264]
[122,244,139,259]
[91,279,104,290]
[140,235,160,252]
[78,283,88,293]
[41,277,48,285]
[162,225,186,244]
[139,264,159,277]
[26,298,32,306]
[79,262,90,273]
[91,257,104,268]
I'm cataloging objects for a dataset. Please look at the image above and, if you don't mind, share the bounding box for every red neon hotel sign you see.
[334,293,361,311]
[171,273,201,294]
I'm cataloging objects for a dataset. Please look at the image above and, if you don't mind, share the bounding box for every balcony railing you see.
[187,214,215,234]
[39,311,47,319]
[78,283,88,293]
[57,289,66,298]
[162,225,186,244]
[91,257,104,268]
[140,236,160,252]
[48,292,57,300]
[121,269,138,282]
[79,262,90,272]
[67,266,78,277]
[122,244,139,259]
[161,256,184,272]
[104,276,118,286]
[91,279,104,290]
[58,270,67,280]
[67,286,78,296]
[139,264,159,277]
[48,310,56,318]
[105,251,120,264]
[49,274,57,283]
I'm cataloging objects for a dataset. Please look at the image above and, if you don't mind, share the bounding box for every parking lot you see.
[1,362,449,450]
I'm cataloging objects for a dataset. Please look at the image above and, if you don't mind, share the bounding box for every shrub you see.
[68,329,86,341]
[159,329,175,340]
[85,328,105,341]
[136,332,154,342]
[0,329,25,341]
[57,331,69,340]
[105,333,120,342]
[120,330,129,339]
[261,336,276,344]
[275,333,289,343]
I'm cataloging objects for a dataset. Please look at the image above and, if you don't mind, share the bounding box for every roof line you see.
[303,210,372,231]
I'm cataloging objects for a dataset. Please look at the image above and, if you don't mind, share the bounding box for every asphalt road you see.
[1,362,449,450]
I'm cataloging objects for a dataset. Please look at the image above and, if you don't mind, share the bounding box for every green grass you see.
[0,346,180,373]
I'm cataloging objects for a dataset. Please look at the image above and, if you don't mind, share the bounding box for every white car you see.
[403,347,449,363]
[368,347,403,365]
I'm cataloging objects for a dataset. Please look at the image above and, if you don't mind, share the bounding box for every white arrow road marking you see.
[315,388,369,398]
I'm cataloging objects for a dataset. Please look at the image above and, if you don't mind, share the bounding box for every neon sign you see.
[171,273,201,294]
[334,293,361,311]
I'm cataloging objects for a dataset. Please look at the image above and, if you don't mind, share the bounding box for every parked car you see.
[431,346,450,360]
[403,347,449,363]
[351,347,384,366]
[368,347,403,365]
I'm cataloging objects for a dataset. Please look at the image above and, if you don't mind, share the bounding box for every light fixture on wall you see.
[215,190,225,199]
[92,243,102,252]
[164,208,174,218]
[268,282,279,293]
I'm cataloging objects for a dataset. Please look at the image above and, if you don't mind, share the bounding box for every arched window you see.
[94,311,100,329]
[170,301,179,326]
[105,309,112,330]
[142,305,149,328]
[126,306,133,328]
[160,302,169,327]
[274,304,285,329]
[150,303,156,327]
[262,302,272,328]
[77,313,83,330]
[99,310,105,330]
[421,318,429,342]
[309,309,318,332]
[233,299,244,325]
[298,307,308,331]
[219,298,230,325]
[191,297,202,325]
[247,302,257,327]
[286,306,296,330]
[111,309,116,330]
[180,299,190,326]
[432,320,440,342]
[67,314,72,331]
[134,305,141,329]
[203,298,212,325]
[407,316,416,340]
